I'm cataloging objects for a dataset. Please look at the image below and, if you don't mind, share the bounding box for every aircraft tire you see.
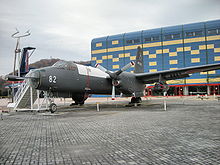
[79,101,85,106]
[137,97,142,103]
[49,103,57,113]
[131,97,142,103]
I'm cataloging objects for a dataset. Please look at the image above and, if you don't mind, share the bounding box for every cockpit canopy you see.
[53,60,77,70]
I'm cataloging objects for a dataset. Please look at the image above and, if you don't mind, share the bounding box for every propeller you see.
[2,70,40,89]
[96,61,135,100]
[2,73,39,81]
[2,75,25,81]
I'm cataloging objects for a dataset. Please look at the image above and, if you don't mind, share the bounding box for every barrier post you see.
[96,102,100,112]
[163,92,167,111]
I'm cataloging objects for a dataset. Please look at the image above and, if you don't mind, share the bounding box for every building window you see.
[126,40,133,44]
[172,33,181,39]
[149,54,156,58]
[207,29,219,35]
[164,34,172,40]
[96,42,102,47]
[214,56,220,61]
[113,65,119,69]
[134,39,140,43]
[164,33,181,40]
[191,58,200,63]
[112,40,119,45]
[195,31,203,36]
[126,39,140,44]
[185,31,204,37]
[152,36,160,41]
[144,36,160,42]
[144,37,151,42]
[169,60,178,64]
[185,32,194,37]
[149,62,157,66]
[91,57,97,61]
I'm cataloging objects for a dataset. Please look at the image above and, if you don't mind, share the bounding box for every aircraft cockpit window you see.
[67,62,77,70]
[53,61,77,70]
[52,61,67,69]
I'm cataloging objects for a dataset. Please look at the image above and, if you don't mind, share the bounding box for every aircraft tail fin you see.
[134,46,144,73]
[20,47,35,76]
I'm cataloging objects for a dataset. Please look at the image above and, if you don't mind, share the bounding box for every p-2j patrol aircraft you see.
[4,47,220,112]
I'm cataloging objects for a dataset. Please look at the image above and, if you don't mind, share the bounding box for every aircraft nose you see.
[25,70,40,88]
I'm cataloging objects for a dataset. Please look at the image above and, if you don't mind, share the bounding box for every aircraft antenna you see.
[11,28,31,77]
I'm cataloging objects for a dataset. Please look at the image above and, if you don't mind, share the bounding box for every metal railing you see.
[13,80,29,103]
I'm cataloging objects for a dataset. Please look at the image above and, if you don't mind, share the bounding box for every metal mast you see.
[11,29,31,77]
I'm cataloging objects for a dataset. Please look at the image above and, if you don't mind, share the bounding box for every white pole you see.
[37,90,40,110]
[18,52,21,77]
[97,102,100,112]
[164,99,167,111]
[30,86,33,110]
[163,92,167,111]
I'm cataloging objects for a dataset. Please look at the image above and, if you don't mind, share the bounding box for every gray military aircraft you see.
[4,47,220,112]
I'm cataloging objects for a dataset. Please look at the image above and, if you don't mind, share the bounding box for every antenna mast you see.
[11,29,31,76]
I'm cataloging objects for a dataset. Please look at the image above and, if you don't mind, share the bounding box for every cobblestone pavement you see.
[0,99,220,165]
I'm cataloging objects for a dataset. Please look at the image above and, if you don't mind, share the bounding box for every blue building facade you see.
[91,20,220,95]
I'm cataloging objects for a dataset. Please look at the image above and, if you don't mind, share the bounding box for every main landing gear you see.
[70,101,85,106]
[70,93,89,106]
[126,97,142,107]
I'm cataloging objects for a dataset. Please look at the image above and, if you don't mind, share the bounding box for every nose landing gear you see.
[44,91,58,113]
[49,103,57,113]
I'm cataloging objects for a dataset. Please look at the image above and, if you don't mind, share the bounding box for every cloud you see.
[0,0,220,75]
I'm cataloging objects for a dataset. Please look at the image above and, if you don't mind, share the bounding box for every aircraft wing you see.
[135,63,220,84]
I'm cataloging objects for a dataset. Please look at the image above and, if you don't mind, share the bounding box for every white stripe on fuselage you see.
[76,64,109,78]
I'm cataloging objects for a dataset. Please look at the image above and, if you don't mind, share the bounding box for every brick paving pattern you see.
[0,99,220,164]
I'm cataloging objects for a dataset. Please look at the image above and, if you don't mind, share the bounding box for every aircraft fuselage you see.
[36,64,112,94]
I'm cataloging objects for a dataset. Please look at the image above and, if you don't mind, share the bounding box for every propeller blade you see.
[1,74,39,81]
[2,75,25,81]
[95,63,107,72]
[121,61,135,71]
[115,61,135,76]
[112,85,115,100]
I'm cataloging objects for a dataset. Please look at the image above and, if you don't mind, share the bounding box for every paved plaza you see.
[0,98,220,165]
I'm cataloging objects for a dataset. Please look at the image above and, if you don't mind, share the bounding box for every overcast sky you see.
[0,0,219,75]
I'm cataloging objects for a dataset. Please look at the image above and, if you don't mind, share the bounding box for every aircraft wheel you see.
[137,97,142,103]
[79,101,85,106]
[70,102,78,106]
[130,97,142,103]
[130,97,136,103]
[49,103,57,113]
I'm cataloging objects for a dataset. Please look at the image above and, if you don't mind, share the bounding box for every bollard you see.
[96,102,100,112]
[163,92,167,111]
[164,100,167,111]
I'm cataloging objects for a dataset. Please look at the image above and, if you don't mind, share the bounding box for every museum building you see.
[91,20,220,96]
